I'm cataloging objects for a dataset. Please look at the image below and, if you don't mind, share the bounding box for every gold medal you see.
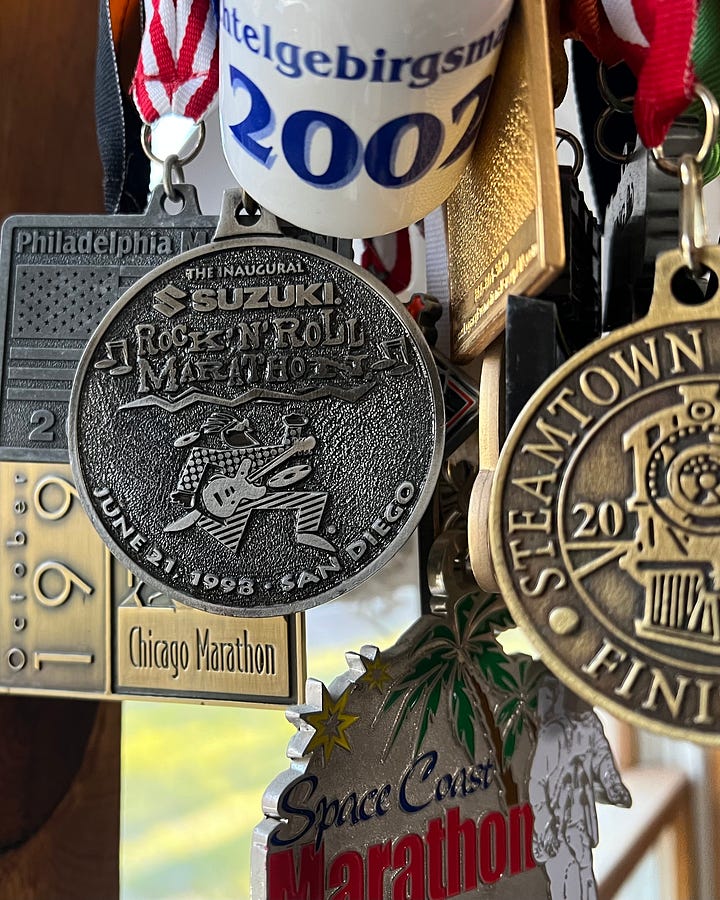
[445,0,564,363]
[490,133,720,743]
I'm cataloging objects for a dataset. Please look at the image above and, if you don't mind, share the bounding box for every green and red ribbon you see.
[563,0,720,177]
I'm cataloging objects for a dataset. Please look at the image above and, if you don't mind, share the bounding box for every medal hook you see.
[161,154,185,203]
[679,154,708,275]
[594,98,636,164]
[651,82,719,176]
[650,83,718,274]
[596,62,634,114]
[141,121,206,204]
[593,61,636,163]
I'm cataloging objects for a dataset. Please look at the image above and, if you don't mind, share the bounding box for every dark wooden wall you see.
[0,3,120,898]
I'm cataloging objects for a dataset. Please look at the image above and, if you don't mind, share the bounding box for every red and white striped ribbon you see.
[598,0,650,67]
[361,230,413,297]
[131,0,219,124]
[565,0,698,147]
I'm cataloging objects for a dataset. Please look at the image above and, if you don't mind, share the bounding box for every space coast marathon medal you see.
[68,190,444,618]
[252,592,630,900]
[489,107,720,744]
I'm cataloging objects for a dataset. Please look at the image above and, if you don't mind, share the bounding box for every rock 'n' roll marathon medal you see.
[0,187,304,705]
[251,591,630,899]
[68,190,444,618]
[444,0,564,363]
[489,129,720,743]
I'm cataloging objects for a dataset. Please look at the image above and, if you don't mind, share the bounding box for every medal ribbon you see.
[563,0,699,149]
[96,0,150,212]
[690,0,720,178]
[361,231,413,297]
[131,0,219,124]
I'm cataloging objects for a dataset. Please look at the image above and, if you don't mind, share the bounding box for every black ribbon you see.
[571,41,637,225]
[94,0,150,213]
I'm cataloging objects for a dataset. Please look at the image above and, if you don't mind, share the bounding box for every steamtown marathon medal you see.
[490,247,720,744]
[69,194,444,618]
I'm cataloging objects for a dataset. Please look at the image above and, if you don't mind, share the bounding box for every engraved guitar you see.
[201,436,316,520]
[165,436,316,532]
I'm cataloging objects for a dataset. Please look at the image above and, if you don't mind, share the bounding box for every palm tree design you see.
[382,592,543,808]
[494,656,544,762]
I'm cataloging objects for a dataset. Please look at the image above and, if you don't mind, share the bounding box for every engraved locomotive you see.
[622,382,720,651]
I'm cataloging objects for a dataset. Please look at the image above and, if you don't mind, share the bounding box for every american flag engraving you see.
[0,186,216,461]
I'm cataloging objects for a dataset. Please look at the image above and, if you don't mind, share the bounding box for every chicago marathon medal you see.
[252,592,629,899]
[490,245,720,744]
[0,186,304,704]
[68,190,444,618]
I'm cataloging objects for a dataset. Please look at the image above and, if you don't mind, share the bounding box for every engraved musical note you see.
[94,338,132,375]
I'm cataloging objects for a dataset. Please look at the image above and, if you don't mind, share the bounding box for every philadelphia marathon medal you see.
[68,193,444,617]
[490,246,720,744]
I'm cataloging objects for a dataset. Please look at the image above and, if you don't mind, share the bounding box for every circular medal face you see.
[69,236,443,617]
[490,250,720,745]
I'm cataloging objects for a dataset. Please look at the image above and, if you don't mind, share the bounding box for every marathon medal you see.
[68,190,444,618]
[252,593,629,899]
[0,185,214,462]
[445,0,564,363]
[0,186,304,704]
[490,243,720,744]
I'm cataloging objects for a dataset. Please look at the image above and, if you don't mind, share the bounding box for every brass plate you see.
[447,0,564,363]
[0,461,304,706]
[490,248,720,745]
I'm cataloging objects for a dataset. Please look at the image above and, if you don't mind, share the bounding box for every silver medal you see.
[68,191,444,617]
[0,185,215,460]
[0,186,310,703]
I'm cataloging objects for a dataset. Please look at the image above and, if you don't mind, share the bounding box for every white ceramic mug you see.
[218,0,513,237]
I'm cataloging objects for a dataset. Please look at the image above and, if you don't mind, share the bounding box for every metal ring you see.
[652,82,720,175]
[140,120,206,167]
[240,189,259,216]
[597,62,634,113]
[162,154,185,203]
[555,128,584,178]
[594,100,636,164]
[679,153,707,273]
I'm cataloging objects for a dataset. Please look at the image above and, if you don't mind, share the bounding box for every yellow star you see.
[360,656,393,693]
[303,685,359,763]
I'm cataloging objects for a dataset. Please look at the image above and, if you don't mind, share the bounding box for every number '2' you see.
[227,64,493,190]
